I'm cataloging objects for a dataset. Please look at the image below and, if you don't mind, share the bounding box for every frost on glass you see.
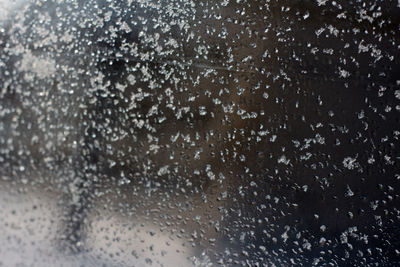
[0,0,399,266]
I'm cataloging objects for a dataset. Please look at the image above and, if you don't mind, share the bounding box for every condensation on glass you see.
[0,0,399,266]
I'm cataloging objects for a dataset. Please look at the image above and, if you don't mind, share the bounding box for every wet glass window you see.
[0,0,399,266]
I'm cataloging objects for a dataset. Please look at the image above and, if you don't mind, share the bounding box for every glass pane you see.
[0,0,399,265]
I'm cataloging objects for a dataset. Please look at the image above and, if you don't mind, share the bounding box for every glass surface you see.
[0,0,399,266]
